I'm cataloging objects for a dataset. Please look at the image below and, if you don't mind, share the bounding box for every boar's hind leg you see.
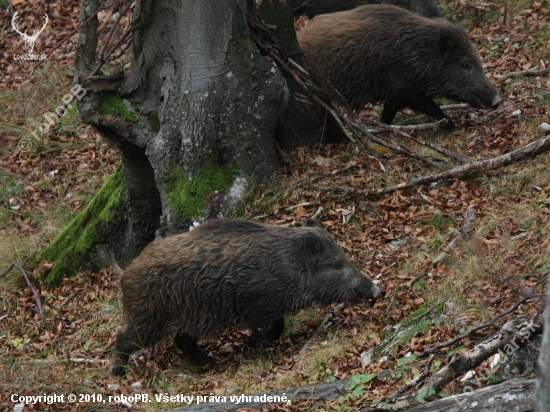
[248,316,285,348]
[112,328,142,377]
[174,333,216,366]
[381,104,400,126]
[408,95,456,132]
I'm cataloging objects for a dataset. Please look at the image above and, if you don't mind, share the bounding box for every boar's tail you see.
[100,249,123,276]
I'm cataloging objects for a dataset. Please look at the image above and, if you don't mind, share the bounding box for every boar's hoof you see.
[112,365,127,378]
[441,118,456,133]
[491,95,503,109]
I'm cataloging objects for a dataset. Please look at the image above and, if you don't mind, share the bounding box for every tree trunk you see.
[535,277,550,412]
[250,0,338,148]
[41,0,289,284]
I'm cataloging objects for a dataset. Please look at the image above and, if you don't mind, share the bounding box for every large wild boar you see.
[293,0,440,18]
[106,218,382,377]
[297,5,503,131]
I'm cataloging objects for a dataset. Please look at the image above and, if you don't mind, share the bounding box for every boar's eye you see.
[332,260,344,269]
[460,62,472,71]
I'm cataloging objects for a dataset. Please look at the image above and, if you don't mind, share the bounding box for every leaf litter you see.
[1,0,550,410]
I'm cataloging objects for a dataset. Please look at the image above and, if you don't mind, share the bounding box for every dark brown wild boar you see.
[293,0,440,18]
[297,5,503,131]
[105,218,382,377]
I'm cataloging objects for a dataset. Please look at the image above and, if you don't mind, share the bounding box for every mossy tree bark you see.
[41,0,298,285]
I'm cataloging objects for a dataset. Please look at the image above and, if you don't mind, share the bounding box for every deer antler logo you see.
[12,11,49,54]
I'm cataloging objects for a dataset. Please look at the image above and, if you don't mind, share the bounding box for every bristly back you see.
[100,249,123,276]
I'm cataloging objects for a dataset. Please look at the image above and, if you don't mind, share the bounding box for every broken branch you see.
[365,135,550,196]
[494,67,550,81]
[293,303,345,359]
[12,262,45,318]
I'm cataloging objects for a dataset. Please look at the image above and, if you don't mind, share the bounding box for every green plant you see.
[342,373,377,399]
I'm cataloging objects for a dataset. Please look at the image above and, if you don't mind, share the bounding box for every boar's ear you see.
[438,30,456,60]
[303,233,323,254]
[304,218,324,230]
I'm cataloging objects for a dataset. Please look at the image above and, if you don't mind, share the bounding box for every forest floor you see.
[1,0,550,411]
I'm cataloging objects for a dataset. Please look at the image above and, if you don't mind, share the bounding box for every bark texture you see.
[250,0,337,148]
[535,277,550,412]
[43,0,288,283]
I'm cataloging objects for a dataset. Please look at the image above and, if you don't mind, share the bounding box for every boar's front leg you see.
[174,333,217,366]
[407,95,456,132]
[248,316,285,348]
[112,328,141,377]
[380,104,400,126]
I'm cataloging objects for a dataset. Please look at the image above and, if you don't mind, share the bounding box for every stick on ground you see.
[365,135,550,197]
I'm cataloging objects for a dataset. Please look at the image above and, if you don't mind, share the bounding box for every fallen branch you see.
[494,67,550,82]
[420,293,543,358]
[12,262,45,318]
[371,378,536,412]
[359,118,459,163]
[0,263,15,278]
[344,120,446,167]
[464,116,520,151]
[293,303,345,359]
[386,355,434,401]
[439,103,470,111]
[316,185,351,194]
[375,316,542,410]
[416,316,542,400]
[366,122,439,133]
[365,134,550,196]
[311,206,323,220]
[432,208,477,265]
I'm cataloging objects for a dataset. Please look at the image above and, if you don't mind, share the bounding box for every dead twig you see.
[365,134,550,197]
[401,301,443,327]
[494,67,550,82]
[358,118,460,163]
[1,257,29,278]
[419,293,543,358]
[464,116,520,151]
[432,208,477,265]
[293,303,345,359]
[316,186,351,194]
[366,122,439,133]
[30,0,123,76]
[12,261,45,318]
[311,206,323,220]
[0,263,15,278]
[416,316,542,401]
[386,355,435,401]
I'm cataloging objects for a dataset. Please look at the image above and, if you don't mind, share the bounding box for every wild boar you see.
[293,0,440,18]
[297,5,503,131]
[106,218,382,376]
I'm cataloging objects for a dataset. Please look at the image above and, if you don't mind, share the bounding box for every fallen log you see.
[391,377,536,412]
[171,379,350,411]
[365,135,550,196]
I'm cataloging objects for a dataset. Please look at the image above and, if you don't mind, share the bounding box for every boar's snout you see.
[491,94,503,109]
[371,284,383,301]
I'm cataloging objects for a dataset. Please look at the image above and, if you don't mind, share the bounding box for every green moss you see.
[166,156,239,220]
[98,94,138,122]
[147,113,160,133]
[38,167,126,286]
[509,361,526,374]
